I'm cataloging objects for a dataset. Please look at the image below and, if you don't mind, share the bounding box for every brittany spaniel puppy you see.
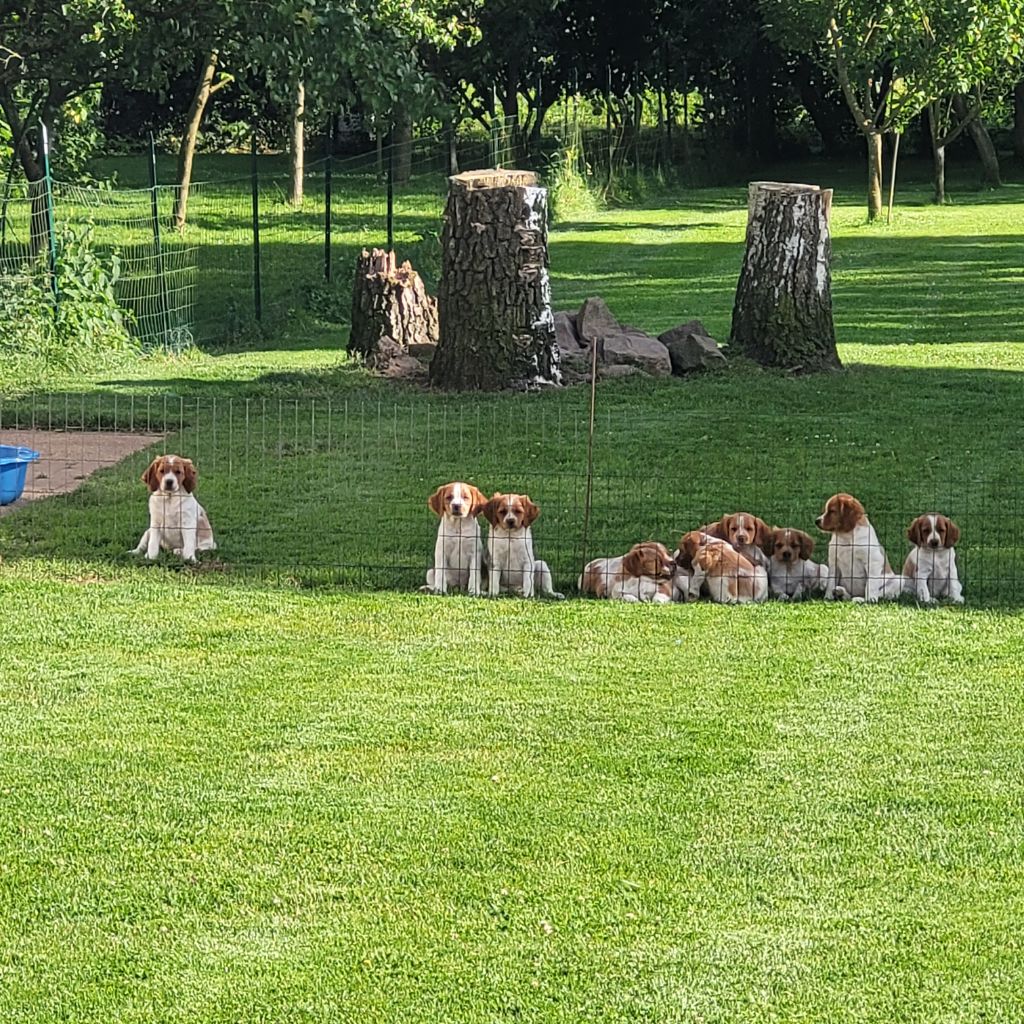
[425,481,487,595]
[483,492,563,599]
[679,531,768,604]
[133,454,216,562]
[709,512,772,572]
[579,541,675,603]
[815,493,903,602]
[766,527,828,600]
[903,514,963,604]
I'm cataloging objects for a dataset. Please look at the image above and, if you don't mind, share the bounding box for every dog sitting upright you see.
[903,514,963,604]
[766,527,828,600]
[483,492,563,599]
[424,481,487,596]
[133,454,216,562]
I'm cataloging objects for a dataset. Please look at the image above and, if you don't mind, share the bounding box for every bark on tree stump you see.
[730,181,841,372]
[348,248,438,364]
[430,169,560,390]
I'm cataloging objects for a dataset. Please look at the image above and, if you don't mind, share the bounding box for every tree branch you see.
[828,16,870,132]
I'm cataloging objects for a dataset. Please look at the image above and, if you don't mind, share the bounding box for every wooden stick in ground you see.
[887,132,901,225]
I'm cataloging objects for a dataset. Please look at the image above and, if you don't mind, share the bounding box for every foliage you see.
[0,223,136,386]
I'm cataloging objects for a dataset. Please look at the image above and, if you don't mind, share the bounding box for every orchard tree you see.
[761,0,1024,219]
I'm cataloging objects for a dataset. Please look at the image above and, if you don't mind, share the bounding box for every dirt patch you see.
[0,429,164,516]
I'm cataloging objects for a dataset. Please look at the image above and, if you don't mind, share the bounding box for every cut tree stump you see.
[348,248,438,365]
[430,169,560,390]
[730,181,841,372]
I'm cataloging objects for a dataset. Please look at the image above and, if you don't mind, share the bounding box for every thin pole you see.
[40,122,58,312]
[663,42,673,160]
[605,63,613,191]
[148,132,173,347]
[324,113,334,281]
[250,133,262,321]
[886,131,901,225]
[386,134,394,252]
[578,335,599,583]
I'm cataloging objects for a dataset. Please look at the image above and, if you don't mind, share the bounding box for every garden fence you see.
[0,393,1014,607]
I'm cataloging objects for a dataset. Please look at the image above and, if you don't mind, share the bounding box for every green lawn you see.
[2,156,1024,1022]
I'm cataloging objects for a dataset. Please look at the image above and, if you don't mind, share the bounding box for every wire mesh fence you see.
[0,393,1014,607]
[0,120,522,355]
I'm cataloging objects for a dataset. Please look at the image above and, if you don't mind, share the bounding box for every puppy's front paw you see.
[652,593,671,605]
[548,591,566,601]
[951,594,965,605]
[775,592,790,602]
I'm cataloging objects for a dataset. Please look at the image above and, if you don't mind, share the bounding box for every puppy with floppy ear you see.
[815,492,903,602]
[717,512,772,571]
[579,542,675,603]
[424,481,488,596]
[681,530,768,604]
[483,492,563,599]
[132,454,216,562]
[903,513,963,604]
[766,526,828,600]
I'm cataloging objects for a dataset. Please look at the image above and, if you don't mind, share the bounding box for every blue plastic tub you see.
[0,445,40,506]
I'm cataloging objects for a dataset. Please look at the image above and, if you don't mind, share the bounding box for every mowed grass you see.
[2,576,1024,1024]
[2,157,1024,1021]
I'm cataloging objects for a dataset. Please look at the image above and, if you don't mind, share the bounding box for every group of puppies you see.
[129,460,963,607]
[427,482,964,606]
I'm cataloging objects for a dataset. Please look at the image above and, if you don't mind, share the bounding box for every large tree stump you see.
[430,169,560,390]
[349,248,438,366]
[730,182,841,372]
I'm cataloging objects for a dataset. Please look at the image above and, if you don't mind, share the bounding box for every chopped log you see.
[348,248,438,365]
[430,169,560,390]
[730,181,841,372]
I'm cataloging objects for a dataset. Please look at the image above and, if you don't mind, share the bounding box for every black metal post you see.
[324,114,334,282]
[40,122,59,314]
[605,63,614,191]
[386,135,394,253]
[250,134,262,321]
[148,133,173,347]
[663,42,673,161]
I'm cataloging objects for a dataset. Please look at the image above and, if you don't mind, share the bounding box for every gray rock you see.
[560,343,596,372]
[664,332,727,375]
[407,341,437,360]
[367,338,428,380]
[599,363,641,379]
[600,332,672,377]
[658,319,709,348]
[577,296,620,343]
[553,310,583,352]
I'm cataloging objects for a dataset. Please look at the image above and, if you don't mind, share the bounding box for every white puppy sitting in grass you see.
[482,491,563,599]
[133,454,216,562]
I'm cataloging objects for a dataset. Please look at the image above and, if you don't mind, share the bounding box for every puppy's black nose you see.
[814,516,824,528]
[929,539,940,548]
[781,551,792,561]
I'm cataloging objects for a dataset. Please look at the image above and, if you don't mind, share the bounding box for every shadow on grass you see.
[2,361,1024,607]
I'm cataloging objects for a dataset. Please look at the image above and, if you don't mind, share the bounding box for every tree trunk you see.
[431,169,559,390]
[954,95,1001,187]
[349,247,438,369]
[392,104,413,186]
[1015,80,1024,161]
[289,81,304,206]
[866,129,883,221]
[730,181,841,373]
[174,51,219,231]
[928,102,945,205]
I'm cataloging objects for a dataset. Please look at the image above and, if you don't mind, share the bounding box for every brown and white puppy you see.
[425,481,487,595]
[815,493,903,602]
[713,512,772,572]
[579,541,675,603]
[483,492,563,599]
[903,514,963,604]
[132,454,216,562]
[766,527,828,600]
[680,530,768,604]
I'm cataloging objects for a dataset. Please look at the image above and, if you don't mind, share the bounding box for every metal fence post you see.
[324,113,334,282]
[39,122,59,314]
[250,133,262,322]
[386,135,394,253]
[605,64,614,191]
[148,132,173,348]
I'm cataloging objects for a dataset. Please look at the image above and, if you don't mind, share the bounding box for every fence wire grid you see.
[0,394,1013,607]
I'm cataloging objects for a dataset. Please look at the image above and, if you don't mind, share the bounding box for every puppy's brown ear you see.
[427,485,447,517]
[522,497,540,527]
[181,458,197,494]
[481,495,502,527]
[940,515,960,547]
[468,485,488,517]
[797,530,815,560]
[906,515,926,545]
[622,545,643,577]
[141,458,161,492]
[754,517,771,551]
